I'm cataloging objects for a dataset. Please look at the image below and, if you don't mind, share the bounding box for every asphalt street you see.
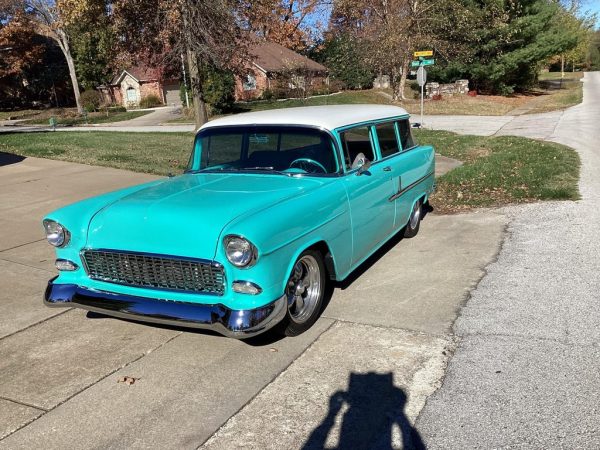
[417,72,600,447]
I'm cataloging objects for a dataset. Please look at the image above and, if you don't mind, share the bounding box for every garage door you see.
[163,83,182,106]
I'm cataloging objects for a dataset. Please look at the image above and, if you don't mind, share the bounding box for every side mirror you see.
[356,158,371,176]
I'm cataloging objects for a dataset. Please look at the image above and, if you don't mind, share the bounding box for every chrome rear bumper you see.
[44,279,287,339]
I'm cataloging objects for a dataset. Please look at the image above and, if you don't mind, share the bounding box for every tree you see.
[312,32,373,89]
[67,4,114,90]
[0,11,43,80]
[180,0,247,126]
[430,0,584,94]
[23,0,101,113]
[330,0,447,100]
[587,30,600,70]
[112,0,246,127]
[0,11,45,107]
[239,0,327,51]
[555,1,596,74]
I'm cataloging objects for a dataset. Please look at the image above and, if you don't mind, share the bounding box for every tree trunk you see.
[391,66,400,102]
[187,49,209,128]
[397,56,411,101]
[55,33,83,114]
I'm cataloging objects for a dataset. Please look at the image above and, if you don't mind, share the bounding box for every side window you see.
[398,119,415,150]
[340,126,376,170]
[375,122,400,158]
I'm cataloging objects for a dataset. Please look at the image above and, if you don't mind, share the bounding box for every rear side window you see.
[398,119,415,150]
[340,126,376,170]
[375,122,400,158]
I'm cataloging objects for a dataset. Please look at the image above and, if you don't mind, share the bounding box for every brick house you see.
[98,66,181,108]
[236,40,329,101]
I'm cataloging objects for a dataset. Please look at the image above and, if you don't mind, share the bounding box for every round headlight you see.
[43,220,70,247]
[224,235,257,268]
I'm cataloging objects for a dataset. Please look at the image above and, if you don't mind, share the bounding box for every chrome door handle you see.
[383,166,392,172]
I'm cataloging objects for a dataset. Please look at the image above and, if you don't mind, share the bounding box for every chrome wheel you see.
[286,255,322,324]
[409,201,421,229]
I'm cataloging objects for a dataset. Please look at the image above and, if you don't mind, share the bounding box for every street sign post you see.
[411,51,434,127]
[417,66,427,127]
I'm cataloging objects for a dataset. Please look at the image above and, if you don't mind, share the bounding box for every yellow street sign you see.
[414,50,433,57]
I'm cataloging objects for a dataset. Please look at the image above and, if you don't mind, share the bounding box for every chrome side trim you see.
[44,279,286,339]
[388,171,435,202]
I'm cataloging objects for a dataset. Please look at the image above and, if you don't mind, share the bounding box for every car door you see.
[339,125,396,265]
[384,118,435,228]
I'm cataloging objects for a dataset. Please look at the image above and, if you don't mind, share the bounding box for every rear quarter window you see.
[398,119,416,150]
[375,122,400,158]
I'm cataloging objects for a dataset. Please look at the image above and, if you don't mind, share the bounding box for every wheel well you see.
[307,241,337,281]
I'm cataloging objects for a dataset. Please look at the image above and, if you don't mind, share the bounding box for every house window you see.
[289,75,306,90]
[243,74,256,91]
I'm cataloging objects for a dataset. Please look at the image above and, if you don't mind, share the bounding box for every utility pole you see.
[417,66,426,127]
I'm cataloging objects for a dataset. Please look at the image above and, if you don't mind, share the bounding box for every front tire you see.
[280,250,326,337]
[403,200,422,238]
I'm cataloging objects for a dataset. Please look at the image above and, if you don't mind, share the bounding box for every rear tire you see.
[403,200,422,238]
[279,250,326,337]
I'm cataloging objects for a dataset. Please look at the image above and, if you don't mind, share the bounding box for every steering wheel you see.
[289,158,327,174]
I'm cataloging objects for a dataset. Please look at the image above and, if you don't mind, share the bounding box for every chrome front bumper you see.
[44,279,287,339]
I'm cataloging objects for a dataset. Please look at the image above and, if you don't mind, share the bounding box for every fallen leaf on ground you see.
[117,376,138,386]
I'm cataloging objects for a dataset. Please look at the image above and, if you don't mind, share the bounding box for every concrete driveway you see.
[0,152,506,448]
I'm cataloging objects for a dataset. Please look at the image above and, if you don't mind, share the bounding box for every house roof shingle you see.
[249,40,327,74]
[106,40,326,86]
[109,66,159,85]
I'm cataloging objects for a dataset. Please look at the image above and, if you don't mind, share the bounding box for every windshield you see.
[188,126,339,175]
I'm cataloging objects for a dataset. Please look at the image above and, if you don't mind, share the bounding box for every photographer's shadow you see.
[302,372,425,450]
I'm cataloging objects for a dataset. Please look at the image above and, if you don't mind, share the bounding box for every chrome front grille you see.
[82,250,225,295]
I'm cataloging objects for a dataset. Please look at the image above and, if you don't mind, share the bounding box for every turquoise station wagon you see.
[43,105,435,338]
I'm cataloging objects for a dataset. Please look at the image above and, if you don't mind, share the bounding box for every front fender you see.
[43,180,166,267]
[217,178,352,298]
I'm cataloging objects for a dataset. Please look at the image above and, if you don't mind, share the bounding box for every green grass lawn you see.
[0,130,580,212]
[0,131,193,175]
[25,110,151,126]
[0,109,42,121]
[538,71,584,81]
[414,129,580,213]
[168,77,583,124]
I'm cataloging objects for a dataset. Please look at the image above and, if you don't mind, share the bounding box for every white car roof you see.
[198,104,410,133]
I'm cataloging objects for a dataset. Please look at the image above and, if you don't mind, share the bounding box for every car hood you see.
[86,173,328,260]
